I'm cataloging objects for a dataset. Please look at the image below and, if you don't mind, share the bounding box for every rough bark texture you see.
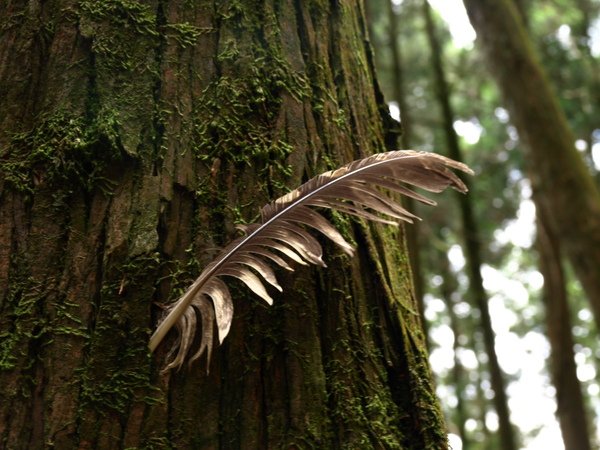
[462,0,600,330]
[0,1,446,449]
[536,209,593,450]
[422,4,518,450]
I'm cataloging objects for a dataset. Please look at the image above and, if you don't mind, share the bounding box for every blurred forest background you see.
[367,0,600,449]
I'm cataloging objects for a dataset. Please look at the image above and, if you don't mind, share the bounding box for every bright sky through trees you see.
[427,0,476,48]
[394,1,600,448]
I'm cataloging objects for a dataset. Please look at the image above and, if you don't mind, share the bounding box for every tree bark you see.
[462,0,600,331]
[0,1,447,448]
[422,4,518,450]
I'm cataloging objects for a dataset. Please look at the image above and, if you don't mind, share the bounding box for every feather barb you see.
[148,150,472,369]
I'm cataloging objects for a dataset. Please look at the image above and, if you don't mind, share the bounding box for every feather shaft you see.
[149,150,473,367]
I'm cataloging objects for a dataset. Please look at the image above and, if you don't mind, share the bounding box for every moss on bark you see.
[0,1,447,448]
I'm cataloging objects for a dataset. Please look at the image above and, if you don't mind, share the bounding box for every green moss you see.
[403,330,447,438]
[0,255,47,371]
[325,354,404,449]
[306,61,349,131]
[1,110,123,195]
[163,22,211,48]
[366,223,417,316]
[77,253,161,415]
[124,435,174,450]
[78,0,158,71]
[77,327,159,413]
[190,73,299,167]
[72,0,218,168]
[187,2,311,199]
[53,300,90,339]
[157,246,201,302]
[0,7,26,33]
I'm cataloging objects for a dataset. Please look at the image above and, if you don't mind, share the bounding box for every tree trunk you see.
[384,0,428,346]
[536,208,593,450]
[508,4,594,448]
[0,1,447,449]
[434,236,470,449]
[462,0,600,331]
[422,4,518,450]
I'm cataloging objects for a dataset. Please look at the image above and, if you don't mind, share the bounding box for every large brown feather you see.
[149,150,472,370]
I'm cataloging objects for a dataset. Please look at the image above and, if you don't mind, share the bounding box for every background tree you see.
[369,0,427,338]
[517,3,595,448]
[462,0,600,330]
[0,1,453,449]
[422,3,519,449]
[529,0,600,178]
[369,0,600,448]
[536,206,593,450]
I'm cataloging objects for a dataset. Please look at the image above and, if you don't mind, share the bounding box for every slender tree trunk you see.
[435,237,470,449]
[473,353,493,444]
[536,207,593,450]
[422,4,518,450]
[508,4,594,448]
[385,0,428,345]
[462,0,600,331]
[386,0,411,150]
[0,1,447,448]
[569,0,600,182]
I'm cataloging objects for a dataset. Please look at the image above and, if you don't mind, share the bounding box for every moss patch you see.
[1,110,124,195]
[77,253,161,415]
[325,354,404,449]
[188,3,311,192]
[77,0,159,71]
[190,69,301,169]
[0,255,46,371]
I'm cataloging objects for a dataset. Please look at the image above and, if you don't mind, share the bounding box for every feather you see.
[149,150,473,369]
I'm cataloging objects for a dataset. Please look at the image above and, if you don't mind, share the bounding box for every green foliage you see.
[527,0,600,175]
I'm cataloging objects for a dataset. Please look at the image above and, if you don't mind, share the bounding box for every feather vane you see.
[149,150,473,370]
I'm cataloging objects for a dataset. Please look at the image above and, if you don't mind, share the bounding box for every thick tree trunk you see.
[0,1,446,449]
[422,4,518,450]
[462,0,600,331]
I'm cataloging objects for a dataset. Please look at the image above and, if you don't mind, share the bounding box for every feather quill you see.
[149,150,472,370]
